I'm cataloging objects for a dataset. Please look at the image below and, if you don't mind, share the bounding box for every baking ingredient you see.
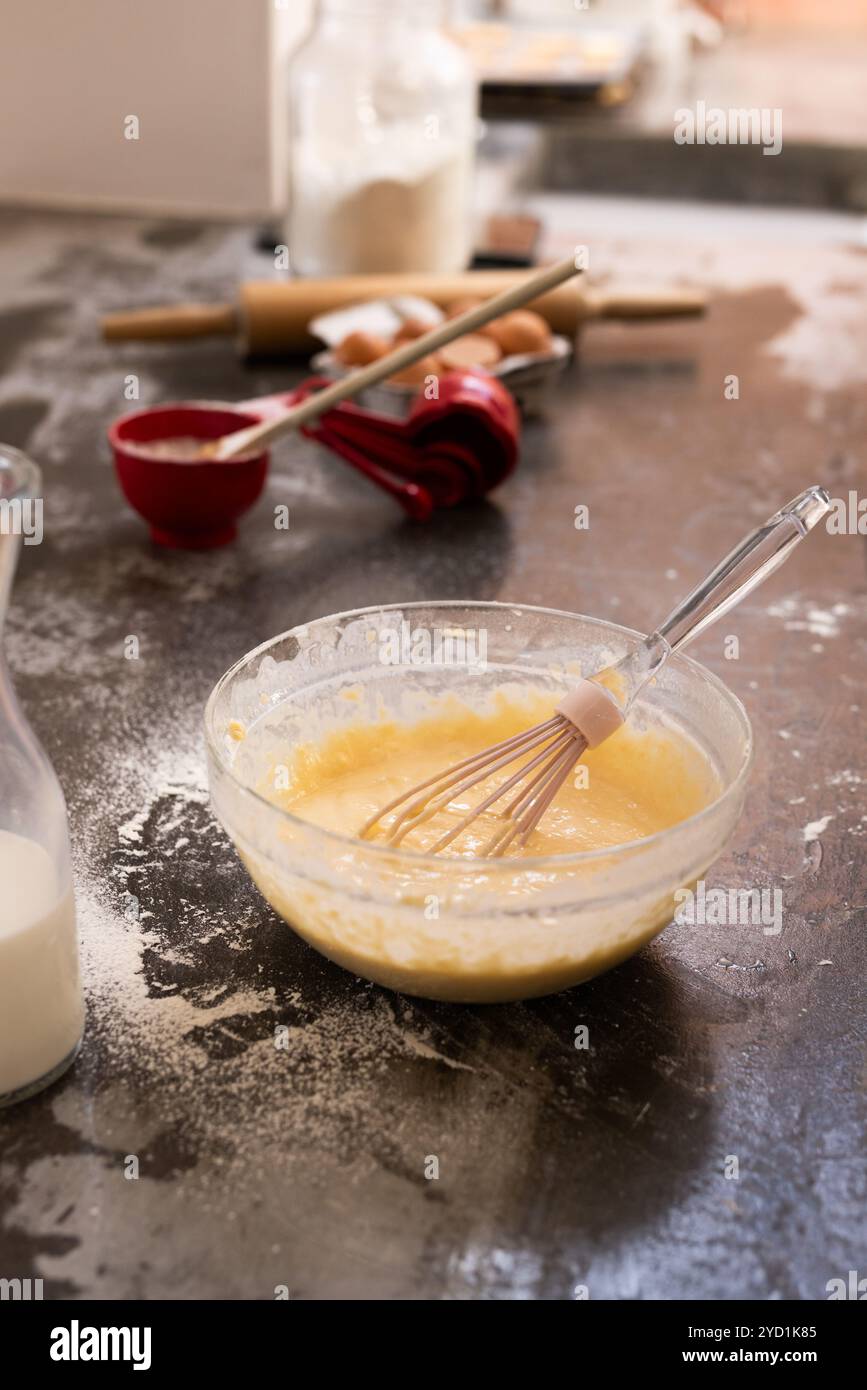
[275,694,713,859]
[289,146,474,276]
[438,334,502,371]
[484,309,551,355]
[333,299,555,389]
[125,436,258,463]
[394,317,431,342]
[388,354,442,386]
[334,331,391,366]
[127,436,210,460]
[236,691,721,1001]
[0,830,84,1100]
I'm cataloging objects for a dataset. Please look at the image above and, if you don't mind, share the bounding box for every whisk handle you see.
[655,486,830,655]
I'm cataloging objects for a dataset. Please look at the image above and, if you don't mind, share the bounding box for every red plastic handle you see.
[305,422,434,522]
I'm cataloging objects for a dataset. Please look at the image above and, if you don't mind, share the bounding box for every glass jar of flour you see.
[286,0,477,276]
[0,446,84,1106]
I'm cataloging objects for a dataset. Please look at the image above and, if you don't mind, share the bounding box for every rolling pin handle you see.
[101,302,238,342]
[583,286,707,320]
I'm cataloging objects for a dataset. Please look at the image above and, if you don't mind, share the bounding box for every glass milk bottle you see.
[0,446,84,1106]
[286,0,478,276]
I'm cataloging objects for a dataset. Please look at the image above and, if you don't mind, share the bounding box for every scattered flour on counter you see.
[824,772,865,832]
[399,1030,475,1073]
[5,591,131,681]
[60,706,485,1215]
[71,853,474,1192]
[803,815,834,843]
[828,769,862,788]
[765,598,851,639]
[117,783,209,847]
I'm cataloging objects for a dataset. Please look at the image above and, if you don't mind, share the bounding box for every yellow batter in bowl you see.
[205,603,753,1002]
[272,692,714,859]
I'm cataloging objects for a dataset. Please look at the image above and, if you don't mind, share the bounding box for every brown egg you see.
[335,330,391,366]
[484,309,552,356]
[438,334,502,371]
[388,354,442,387]
[445,296,483,319]
[394,317,432,342]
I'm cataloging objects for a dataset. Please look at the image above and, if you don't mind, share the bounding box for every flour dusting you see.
[802,815,833,843]
[766,598,852,639]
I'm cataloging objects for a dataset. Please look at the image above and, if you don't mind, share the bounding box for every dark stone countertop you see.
[0,203,864,1300]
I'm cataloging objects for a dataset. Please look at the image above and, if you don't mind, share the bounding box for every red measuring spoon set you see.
[109,370,520,548]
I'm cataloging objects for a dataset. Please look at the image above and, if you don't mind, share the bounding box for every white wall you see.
[0,0,313,217]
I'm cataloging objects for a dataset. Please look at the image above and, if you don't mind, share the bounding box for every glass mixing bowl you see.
[205,602,753,1003]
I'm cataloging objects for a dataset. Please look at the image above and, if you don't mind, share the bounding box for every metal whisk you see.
[360,487,830,856]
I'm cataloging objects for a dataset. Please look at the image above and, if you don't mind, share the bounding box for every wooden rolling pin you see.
[102,271,706,356]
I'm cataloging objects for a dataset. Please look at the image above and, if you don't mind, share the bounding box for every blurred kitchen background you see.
[2,0,865,233]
